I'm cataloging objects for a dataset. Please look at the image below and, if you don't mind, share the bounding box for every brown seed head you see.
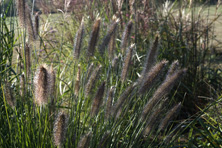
[91,81,106,116]
[141,68,186,120]
[77,132,92,148]
[87,18,101,57]
[121,44,134,82]
[74,19,84,60]
[53,112,68,147]
[121,21,133,53]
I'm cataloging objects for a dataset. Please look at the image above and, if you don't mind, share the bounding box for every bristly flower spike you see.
[121,44,134,82]
[85,65,102,97]
[99,18,119,55]
[53,112,68,148]
[87,18,101,57]
[73,18,84,60]
[91,81,106,116]
[121,21,133,53]
[141,68,187,121]
[158,102,182,132]
[77,132,92,148]
[138,35,159,84]
[34,64,51,106]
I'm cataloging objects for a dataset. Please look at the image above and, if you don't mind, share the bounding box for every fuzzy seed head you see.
[139,60,168,94]
[105,86,115,119]
[77,132,92,148]
[121,21,133,53]
[91,81,106,116]
[99,19,119,55]
[87,18,101,57]
[34,64,50,106]
[74,19,84,60]
[4,82,15,108]
[121,44,134,82]
[158,102,182,132]
[25,43,31,78]
[85,65,102,98]
[75,64,81,96]
[141,68,186,120]
[53,112,67,147]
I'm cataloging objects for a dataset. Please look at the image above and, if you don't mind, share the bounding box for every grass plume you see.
[73,19,84,60]
[53,112,67,147]
[121,21,133,53]
[87,18,100,57]
[91,81,106,116]
[141,68,187,121]
[105,86,115,119]
[77,132,92,148]
[25,43,31,78]
[85,64,102,97]
[139,60,168,94]
[121,44,134,82]
[34,64,51,106]
[99,18,119,55]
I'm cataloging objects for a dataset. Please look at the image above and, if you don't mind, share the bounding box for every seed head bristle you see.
[143,107,162,136]
[85,65,102,98]
[86,63,94,81]
[25,43,31,78]
[138,35,159,83]
[16,0,26,27]
[112,82,136,118]
[158,102,182,132]
[73,19,84,60]
[105,86,115,119]
[77,132,92,148]
[75,64,81,96]
[121,44,134,82]
[87,18,101,57]
[166,60,179,79]
[34,12,39,37]
[108,15,118,60]
[91,81,106,116]
[98,131,111,148]
[141,68,186,120]
[34,64,51,106]
[25,4,36,41]
[112,56,119,69]
[121,21,133,53]
[138,60,168,94]
[99,19,119,55]
[20,73,25,97]
[53,112,67,147]
[4,82,15,108]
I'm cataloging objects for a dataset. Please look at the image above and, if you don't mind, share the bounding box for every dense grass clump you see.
[1,0,222,147]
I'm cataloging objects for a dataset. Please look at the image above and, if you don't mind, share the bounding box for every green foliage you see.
[1,0,222,147]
